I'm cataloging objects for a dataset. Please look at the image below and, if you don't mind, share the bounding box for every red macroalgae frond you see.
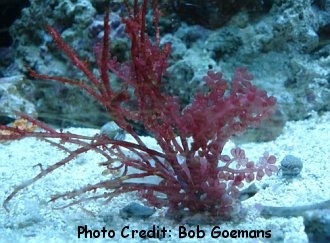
[1,0,277,222]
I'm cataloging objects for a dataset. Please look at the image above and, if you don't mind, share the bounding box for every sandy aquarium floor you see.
[0,112,329,243]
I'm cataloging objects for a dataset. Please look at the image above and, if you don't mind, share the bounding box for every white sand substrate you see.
[0,111,329,243]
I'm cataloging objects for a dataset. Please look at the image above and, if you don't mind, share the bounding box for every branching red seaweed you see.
[1,0,277,221]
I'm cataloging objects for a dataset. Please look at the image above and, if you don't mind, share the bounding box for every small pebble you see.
[280,155,303,178]
[119,202,155,219]
[100,121,125,140]
[239,183,259,201]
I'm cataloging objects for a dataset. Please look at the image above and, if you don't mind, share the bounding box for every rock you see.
[304,209,330,242]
